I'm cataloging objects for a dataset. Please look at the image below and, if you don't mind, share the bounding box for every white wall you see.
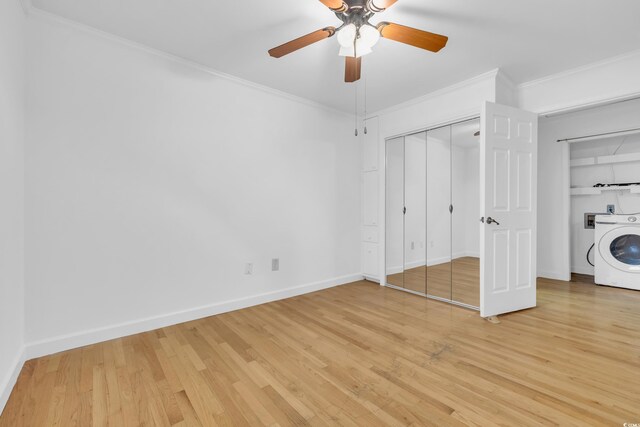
[538,98,640,279]
[0,0,26,414]
[24,13,361,354]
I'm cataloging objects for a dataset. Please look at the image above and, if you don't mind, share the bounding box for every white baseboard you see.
[25,273,363,360]
[537,270,572,281]
[0,347,26,416]
[570,265,594,276]
[458,251,480,259]
[405,259,427,269]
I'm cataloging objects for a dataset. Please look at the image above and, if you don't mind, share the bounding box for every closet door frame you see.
[382,116,481,310]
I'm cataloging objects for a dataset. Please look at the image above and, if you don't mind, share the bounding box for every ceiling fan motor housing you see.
[336,4,373,33]
[345,0,367,8]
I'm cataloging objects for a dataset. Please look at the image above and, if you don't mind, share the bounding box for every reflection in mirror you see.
[425,126,452,300]
[385,137,405,288]
[451,119,481,307]
[403,132,427,293]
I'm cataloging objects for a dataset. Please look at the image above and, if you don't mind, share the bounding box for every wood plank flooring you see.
[2,275,640,426]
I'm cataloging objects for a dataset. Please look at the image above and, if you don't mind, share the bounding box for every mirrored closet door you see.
[451,119,481,308]
[385,119,481,309]
[403,132,427,293]
[425,126,452,301]
[385,136,406,289]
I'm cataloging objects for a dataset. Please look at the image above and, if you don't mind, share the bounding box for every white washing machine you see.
[594,214,640,290]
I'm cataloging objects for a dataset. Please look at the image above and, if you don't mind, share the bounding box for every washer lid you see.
[599,227,640,272]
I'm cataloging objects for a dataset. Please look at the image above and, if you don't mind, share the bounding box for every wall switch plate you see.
[271,258,279,272]
[245,263,253,275]
[607,205,615,214]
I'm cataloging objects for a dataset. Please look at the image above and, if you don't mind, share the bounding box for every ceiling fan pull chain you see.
[364,78,368,134]
[354,82,359,137]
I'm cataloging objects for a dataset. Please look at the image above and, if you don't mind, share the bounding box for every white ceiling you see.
[31,0,640,113]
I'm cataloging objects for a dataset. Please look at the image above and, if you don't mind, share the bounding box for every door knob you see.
[486,216,500,225]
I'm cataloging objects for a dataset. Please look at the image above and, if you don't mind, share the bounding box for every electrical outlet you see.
[272,258,279,272]
[244,263,253,275]
[607,204,615,214]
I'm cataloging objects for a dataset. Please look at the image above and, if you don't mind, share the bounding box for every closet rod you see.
[556,127,640,143]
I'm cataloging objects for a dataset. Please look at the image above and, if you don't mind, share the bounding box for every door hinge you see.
[449,204,453,214]
[403,207,407,215]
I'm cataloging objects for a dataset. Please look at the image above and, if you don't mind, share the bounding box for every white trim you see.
[26,7,351,118]
[560,142,572,282]
[24,273,363,360]
[535,91,640,118]
[0,347,26,416]
[570,266,595,276]
[518,49,640,91]
[370,69,500,118]
[537,270,571,281]
[539,92,640,118]
[519,50,640,116]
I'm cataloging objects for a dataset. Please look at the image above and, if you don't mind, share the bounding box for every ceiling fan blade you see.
[268,27,336,58]
[378,22,448,52]
[345,56,362,83]
[367,0,398,12]
[319,0,348,12]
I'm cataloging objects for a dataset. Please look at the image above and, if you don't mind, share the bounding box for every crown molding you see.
[518,49,640,90]
[27,6,353,118]
[369,68,500,118]
[538,91,640,118]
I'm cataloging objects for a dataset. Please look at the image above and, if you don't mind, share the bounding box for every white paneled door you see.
[480,102,538,317]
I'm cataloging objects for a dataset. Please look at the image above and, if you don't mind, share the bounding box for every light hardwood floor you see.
[2,275,639,426]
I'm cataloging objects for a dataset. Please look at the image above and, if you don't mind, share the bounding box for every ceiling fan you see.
[268,0,449,83]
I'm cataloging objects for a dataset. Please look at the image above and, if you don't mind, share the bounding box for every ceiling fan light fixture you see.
[339,45,354,57]
[359,24,380,48]
[337,23,357,48]
[338,39,373,58]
